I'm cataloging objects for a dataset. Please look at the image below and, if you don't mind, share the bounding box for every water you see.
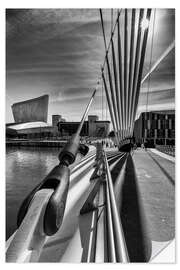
[6,147,61,240]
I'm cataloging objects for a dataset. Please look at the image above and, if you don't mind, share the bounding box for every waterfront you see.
[6,147,61,239]
[5,8,175,262]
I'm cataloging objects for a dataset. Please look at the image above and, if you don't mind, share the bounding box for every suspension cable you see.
[100,9,121,142]
[117,11,125,139]
[124,9,128,137]
[127,9,136,137]
[131,9,152,131]
[102,77,104,120]
[111,38,122,137]
[102,69,119,144]
[146,9,156,113]
[129,9,145,135]
[100,9,107,51]
[100,9,122,71]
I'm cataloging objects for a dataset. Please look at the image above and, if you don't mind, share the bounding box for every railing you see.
[6,141,130,262]
[156,145,175,157]
[103,150,129,262]
[6,90,97,262]
[6,147,97,262]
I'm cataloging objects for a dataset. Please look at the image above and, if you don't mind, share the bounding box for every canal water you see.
[6,147,61,240]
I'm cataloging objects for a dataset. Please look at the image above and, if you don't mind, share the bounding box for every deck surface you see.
[133,148,175,242]
[7,146,175,262]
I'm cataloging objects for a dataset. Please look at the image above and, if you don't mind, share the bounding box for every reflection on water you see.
[6,147,61,239]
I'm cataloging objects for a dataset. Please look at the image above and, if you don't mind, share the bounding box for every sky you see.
[6,9,175,124]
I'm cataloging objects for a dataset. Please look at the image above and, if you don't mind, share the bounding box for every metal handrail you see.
[105,172,117,262]
[103,150,129,262]
[6,189,54,262]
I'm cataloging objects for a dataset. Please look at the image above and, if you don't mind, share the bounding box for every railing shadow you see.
[116,154,152,262]
[110,154,127,184]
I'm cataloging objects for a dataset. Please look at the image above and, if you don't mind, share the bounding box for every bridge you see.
[6,9,175,263]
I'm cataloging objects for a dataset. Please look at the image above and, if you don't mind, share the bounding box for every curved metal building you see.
[11,95,49,123]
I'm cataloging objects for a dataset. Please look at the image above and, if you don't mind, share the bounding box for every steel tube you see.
[111,38,122,139]
[127,9,136,136]
[124,9,128,135]
[77,89,96,135]
[105,175,116,262]
[102,70,119,144]
[106,54,120,133]
[117,17,125,139]
[95,183,106,262]
[104,151,129,262]
[132,9,152,125]
[129,9,144,135]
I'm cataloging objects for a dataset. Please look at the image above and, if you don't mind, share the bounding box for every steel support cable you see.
[102,71,119,144]
[127,9,136,137]
[100,9,122,71]
[145,9,156,113]
[104,151,129,262]
[105,52,121,138]
[90,9,122,118]
[100,9,120,142]
[110,9,121,139]
[111,38,123,139]
[105,68,108,120]
[141,40,175,85]
[102,79,104,120]
[110,9,122,140]
[99,9,107,51]
[124,9,128,137]
[111,8,113,33]
[132,9,152,127]
[129,9,144,136]
[117,16,125,140]
[105,173,116,262]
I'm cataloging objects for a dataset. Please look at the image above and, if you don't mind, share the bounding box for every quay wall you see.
[6,140,66,148]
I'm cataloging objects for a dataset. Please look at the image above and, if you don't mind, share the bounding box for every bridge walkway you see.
[122,148,175,261]
[132,148,175,242]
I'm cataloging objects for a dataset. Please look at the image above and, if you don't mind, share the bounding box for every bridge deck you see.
[7,146,175,262]
[40,147,175,262]
[133,148,175,242]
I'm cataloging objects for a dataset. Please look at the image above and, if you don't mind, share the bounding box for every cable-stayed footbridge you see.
[6,8,175,263]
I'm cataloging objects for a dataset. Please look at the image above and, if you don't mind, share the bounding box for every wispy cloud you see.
[6,9,175,123]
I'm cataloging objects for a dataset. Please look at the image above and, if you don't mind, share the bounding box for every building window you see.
[150,129,155,137]
[157,129,165,138]
[169,119,172,129]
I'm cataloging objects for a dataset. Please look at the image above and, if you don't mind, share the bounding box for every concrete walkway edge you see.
[149,149,175,163]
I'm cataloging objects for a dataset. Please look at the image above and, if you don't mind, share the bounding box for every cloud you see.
[138,88,175,105]
[6,9,175,124]
[136,102,175,119]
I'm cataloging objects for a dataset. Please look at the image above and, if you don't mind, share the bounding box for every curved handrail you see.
[6,189,53,262]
